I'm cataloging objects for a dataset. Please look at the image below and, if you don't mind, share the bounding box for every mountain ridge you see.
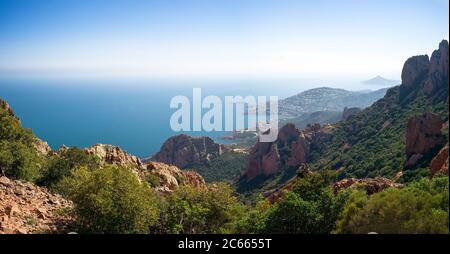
[278,87,389,119]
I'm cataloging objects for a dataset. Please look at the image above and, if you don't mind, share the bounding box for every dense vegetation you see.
[238,172,448,234]
[38,147,100,189]
[0,102,43,181]
[159,183,245,234]
[281,110,342,131]
[262,171,347,234]
[58,165,161,233]
[56,165,246,234]
[189,151,247,183]
[310,87,449,181]
[334,177,449,234]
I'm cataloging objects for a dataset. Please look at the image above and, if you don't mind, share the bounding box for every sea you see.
[0,79,316,158]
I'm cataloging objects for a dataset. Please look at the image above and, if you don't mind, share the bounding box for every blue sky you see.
[0,0,448,81]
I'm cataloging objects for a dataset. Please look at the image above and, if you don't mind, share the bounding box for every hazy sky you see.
[0,0,448,81]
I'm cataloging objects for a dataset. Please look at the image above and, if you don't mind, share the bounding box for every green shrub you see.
[38,147,99,189]
[58,165,160,234]
[145,173,162,188]
[263,171,347,234]
[0,106,43,181]
[334,177,449,234]
[234,197,271,234]
[160,183,245,234]
[0,140,43,181]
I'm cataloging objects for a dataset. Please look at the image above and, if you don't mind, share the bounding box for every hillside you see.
[311,40,449,181]
[278,87,388,119]
[240,40,449,194]
[280,110,343,130]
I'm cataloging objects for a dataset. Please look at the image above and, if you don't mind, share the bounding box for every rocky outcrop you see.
[244,124,310,181]
[405,113,445,166]
[245,142,280,181]
[401,55,430,88]
[145,161,206,193]
[151,134,226,169]
[84,144,206,192]
[430,144,449,177]
[85,144,146,179]
[424,40,449,94]
[332,177,403,195]
[342,107,361,121]
[33,138,52,156]
[0,176,73,234]
[86,144,143,169]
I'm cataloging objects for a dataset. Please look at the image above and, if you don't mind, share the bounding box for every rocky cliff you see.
[405,112,445,166]
[151,134,226,169]
[242,123,333,182]
[402,40,449,168]
[424,40,449,97]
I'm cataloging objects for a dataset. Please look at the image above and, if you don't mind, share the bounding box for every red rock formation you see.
[332,177,403,195]
[244,124,310,181]
[424,40,449,94]
[405,113,445,166]
[151,134,226,168]
[401,55,430,88]
[260,143,280,176]
[287,137,308,166]
[430,144,449,177]
[0,176,73,234]
[245,142,279,181]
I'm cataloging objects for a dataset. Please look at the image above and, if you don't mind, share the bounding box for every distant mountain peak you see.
[362,76,400,86]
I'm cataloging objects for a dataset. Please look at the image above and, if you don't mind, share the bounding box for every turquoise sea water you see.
[0,80,298,158]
